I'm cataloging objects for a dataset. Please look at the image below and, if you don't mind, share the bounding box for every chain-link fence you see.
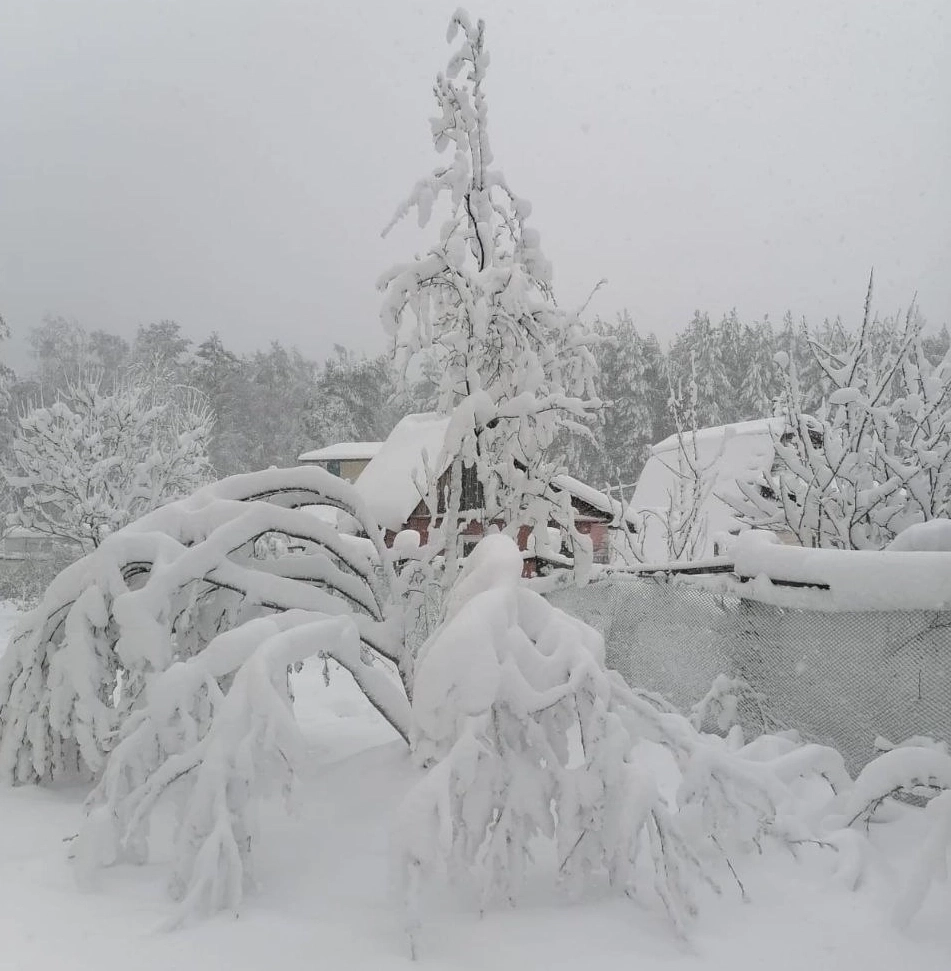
[546,575,951,773]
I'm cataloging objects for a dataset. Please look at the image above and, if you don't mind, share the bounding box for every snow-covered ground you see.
[0,599,948,970]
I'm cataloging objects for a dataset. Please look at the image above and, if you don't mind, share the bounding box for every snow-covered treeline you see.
[5,291,946,514]
[0,320,404,479]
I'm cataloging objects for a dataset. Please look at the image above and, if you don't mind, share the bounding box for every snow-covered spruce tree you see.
[5,371,215,552]
[567,311,657,493]
[738,317,781,419]
[379,10,601,574]
[668,312,735,427]
[732,275,951,549]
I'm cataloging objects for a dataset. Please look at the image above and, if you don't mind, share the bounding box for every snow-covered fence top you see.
[726,531,951,612]
[547,540,951,773]
[596,531,951,613]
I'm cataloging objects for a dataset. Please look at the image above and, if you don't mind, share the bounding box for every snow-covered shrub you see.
[4,462,947,935]
[74,610,364,925]
[396,534,787,952]
[733,276,951,549]
[689,674,777,737]
[0,466,411,786]
[832,745,951,830]
[819,743,951,926]
[379,10,601,573]
[5,372,215,552]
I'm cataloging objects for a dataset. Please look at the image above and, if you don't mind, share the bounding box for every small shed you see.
[296,441,383,484]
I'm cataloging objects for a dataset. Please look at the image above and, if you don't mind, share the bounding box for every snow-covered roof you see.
[354,413,451,532]
[651,417,787,455]
[551,474,617,519]
[355,414,618,532]
[297,442,384,463]
[631,417,787,559]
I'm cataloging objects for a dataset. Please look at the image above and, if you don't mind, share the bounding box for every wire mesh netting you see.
[546,575,951,773]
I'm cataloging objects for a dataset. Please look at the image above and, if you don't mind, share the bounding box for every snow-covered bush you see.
[0,465,786,936]
[73,610,366,925]
[396,534,788,951]
[0,466,410,786]
[733,276,951,549]
[379,10,601,573]
[823,742,951,927]
[5,372,215,552]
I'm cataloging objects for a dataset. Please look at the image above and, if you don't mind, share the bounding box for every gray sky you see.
[1,0,949,370]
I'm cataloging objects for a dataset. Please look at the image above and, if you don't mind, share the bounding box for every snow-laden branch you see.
[0,466,407,784]
[731,286,951,549]
[395,535,785,954]
[72,611,391,925]
[833,746,951,829]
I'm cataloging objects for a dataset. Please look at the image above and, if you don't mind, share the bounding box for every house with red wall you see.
[352,413,617,575]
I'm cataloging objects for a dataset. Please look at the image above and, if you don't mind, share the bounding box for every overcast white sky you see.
[1,0,949,369]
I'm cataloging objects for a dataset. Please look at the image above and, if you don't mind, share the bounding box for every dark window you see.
[324,459,341,477]
[460,463,484,510]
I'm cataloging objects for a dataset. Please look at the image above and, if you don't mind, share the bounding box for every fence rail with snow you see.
[545,540,951,773]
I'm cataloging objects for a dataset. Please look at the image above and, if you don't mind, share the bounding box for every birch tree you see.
[379,10,601,574]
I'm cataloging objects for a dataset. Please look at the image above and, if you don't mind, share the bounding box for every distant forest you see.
[2,310,948,494]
